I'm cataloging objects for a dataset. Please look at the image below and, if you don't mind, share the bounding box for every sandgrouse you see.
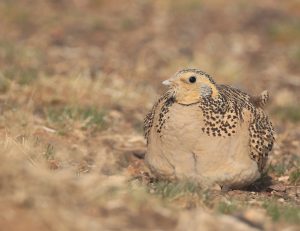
[144,68,274,189]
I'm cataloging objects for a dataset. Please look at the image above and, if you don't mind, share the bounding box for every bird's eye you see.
[189,76,196,83]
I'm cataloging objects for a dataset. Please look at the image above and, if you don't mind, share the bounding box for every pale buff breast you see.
[145,102,260,188]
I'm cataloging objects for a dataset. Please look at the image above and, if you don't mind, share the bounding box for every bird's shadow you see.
[243,174,273,192]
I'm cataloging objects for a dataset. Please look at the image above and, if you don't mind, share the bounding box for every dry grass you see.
[0,0,299,230]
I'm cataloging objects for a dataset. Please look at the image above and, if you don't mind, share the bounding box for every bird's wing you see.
[218,85,251,108]
[218,85,274,171]
[144,90,174,143]
[144,105,156,143]
[249,110,275,172]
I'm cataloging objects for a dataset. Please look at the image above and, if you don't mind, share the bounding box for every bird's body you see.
[144,69,274,189]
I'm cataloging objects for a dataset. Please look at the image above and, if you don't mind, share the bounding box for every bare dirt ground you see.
[0,0,299,230]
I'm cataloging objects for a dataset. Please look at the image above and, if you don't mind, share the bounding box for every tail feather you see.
[251,90,269,108]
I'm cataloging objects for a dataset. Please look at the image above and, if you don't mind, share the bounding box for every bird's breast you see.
[147,100,259,188]
[160,103,204,149]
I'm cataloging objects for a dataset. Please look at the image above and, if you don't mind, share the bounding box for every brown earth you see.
[0,0,299,230]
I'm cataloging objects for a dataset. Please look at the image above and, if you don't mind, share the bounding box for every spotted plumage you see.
[144,90,175,142]
[144,68,274,188]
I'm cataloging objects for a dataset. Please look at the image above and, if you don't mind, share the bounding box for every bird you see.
[144,68,274,189]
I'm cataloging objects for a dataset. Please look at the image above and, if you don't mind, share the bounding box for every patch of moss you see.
[263,201,300,224]
[267,20,300,42]
[290,169,300,185]
[3,67,38,85]
[272,106,300,123]
[150,180,201,199]
[217,201,238,215]
[46,106,107,130]
[171,0,202,12]
[0,73,10,93]
[44,143,55,160]
[268,164,286,176]
[121,17,137,30]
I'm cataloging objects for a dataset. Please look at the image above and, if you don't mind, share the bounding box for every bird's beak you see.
[162,79,172,86]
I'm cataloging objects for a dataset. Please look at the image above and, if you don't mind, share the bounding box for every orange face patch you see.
[171,72,219,105]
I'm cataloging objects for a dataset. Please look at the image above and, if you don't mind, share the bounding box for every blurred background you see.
[0,0,299,230]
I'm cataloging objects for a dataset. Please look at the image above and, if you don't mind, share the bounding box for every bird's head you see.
[162,68,219,105]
